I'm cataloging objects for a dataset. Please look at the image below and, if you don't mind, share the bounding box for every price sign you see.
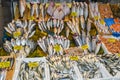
[28,62,39,68]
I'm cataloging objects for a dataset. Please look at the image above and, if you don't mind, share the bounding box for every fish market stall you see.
[0,0,120,80]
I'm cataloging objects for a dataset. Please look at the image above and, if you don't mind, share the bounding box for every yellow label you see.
[71,32,74,34]
[108,38,116,43]
[100,20,105,25]
[28,62,39,68]
[14,46,23,50]
[0,61,10,68]
[27,3,30,9]
[13,31,21,38]
[71,12,77,17]
[81,44,88,50]
[54,44,61,52]
[117,53,120,57]
[94,16,99,20]
[29,16,35,20]
[70,56,79,61]
[67,4,71,8]
[41,31,47,36]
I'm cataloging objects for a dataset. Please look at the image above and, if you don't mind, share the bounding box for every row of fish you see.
[3,38,36,57]
[38,35,70,56]
[46,54,120,79]
[38,19,64,35]
[99,54,120,77]
[17,61,45,80]
[15,54,120,80]
[89,2,110,34]
[4,19,36,39]
[71,1,88,21]
[19,0,89,20]
[47,55,78,80]
[76,54,103,79]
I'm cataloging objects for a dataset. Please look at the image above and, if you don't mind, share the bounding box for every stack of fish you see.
[67,18,101,54]
[17,61,45,80]
[19,0,47,19]
[47,55,78,80]
[89,2,110,34]
[0,57,15,80]
[38,19,64,35]
[71,1,88,21]
[38,35,70,56]
[19,0,70,20]
[47,1,70,19]
[3,38,36,57]
[99,54,120,77]
[4,19,36,39]
[76,54,103,79]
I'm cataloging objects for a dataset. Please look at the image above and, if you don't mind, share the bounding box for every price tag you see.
[28,62,39,68]
[70,56,79,61]
[81,44,88,50]
[27,3,30,9]
[71,32,74,34]
[108,38,116,43]
[54,44,61,52]
[13,31,21,38]
[29,16,35,20]
[94,16,99,20]
[117,53,120,57]
[41,31,47,36]
[71,12,77,17]
[67,4,71,8]
[0,61,10,68]
[14,46,23,50]
[100,19,105,25]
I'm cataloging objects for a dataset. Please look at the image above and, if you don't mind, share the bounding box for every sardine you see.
[80,16,85,30]
[84,2,88,21]
[95,41,101,54]
[19,0,26,17]
[86,37,92,52]
[92,36,97,52]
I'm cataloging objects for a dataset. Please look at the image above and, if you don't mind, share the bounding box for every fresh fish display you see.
[38,19,64,35]
[99,54,120,76]
[2,1,120,80]
[47,55,79,80]
[76,54,103,79]
[89,2,110,34]
[47,1,70,19]
[99,36,120,53]
[38,35,70,56]
[3,38,36,57]
[4,19,36,39]
[17,60,46,80]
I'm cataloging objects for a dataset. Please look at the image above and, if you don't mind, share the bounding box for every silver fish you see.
[84,2,88,21]
[92,36,97,52]
[95,41,101,54]
[86,36,92,52]
[19,0,26,17]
